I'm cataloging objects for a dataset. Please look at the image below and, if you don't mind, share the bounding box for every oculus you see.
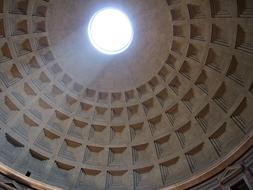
[88,8,134,55]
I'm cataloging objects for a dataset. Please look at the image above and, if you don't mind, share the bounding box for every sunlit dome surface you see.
[88,8,134,55]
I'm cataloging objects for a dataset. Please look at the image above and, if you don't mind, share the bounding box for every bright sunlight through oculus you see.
[88,8,134,55]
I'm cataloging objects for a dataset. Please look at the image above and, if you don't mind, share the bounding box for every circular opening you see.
[88,8,134,55]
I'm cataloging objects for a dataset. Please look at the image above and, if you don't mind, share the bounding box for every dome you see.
[0,0,252,190]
